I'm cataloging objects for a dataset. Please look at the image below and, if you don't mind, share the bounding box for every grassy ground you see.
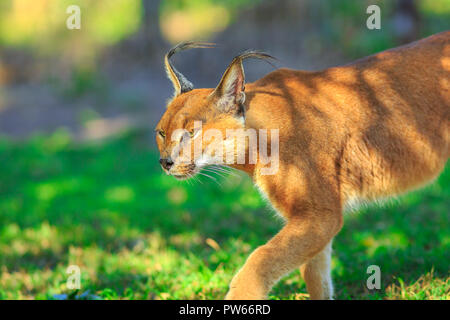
[0,129,448,300]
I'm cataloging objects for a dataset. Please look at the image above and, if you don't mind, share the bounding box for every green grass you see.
[0,129,448,300]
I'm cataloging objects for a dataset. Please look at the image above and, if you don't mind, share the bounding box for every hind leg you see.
[300,241,333,300]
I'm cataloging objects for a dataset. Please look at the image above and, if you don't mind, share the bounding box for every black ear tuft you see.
[164,42,216,98]
[232,50,277,67]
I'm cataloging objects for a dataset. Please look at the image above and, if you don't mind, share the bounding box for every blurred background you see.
[0,0,448,300]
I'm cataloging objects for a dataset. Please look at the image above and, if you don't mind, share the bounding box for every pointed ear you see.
[212,60,245,113]
[211,51,276,115]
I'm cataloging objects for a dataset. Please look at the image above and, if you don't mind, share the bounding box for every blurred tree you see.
[393,0,421,44]
[142,0,165,52]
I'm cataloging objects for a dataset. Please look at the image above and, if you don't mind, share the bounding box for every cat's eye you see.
[158,130,166,138]
[189,130,194,137]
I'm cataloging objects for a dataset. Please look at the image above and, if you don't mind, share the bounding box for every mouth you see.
[160,161,198,180]
[168,164,198,180]
[171,173,192,181]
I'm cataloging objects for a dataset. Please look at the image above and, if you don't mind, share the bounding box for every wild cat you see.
[155,32,449,299]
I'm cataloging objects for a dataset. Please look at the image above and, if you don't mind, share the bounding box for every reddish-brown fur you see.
[156,32,449,299]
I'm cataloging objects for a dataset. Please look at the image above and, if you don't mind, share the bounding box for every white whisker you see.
[202,168,227,179]
[197,171,222,187]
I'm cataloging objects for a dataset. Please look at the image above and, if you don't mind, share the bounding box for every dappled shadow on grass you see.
[0,130,448,299]
[332,170,449,299]
[332,192,449,300]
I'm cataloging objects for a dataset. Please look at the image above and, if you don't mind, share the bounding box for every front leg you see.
[225,213,341,300]
[300,241,334,300]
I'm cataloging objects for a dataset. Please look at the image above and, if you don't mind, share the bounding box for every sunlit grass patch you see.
[105,186,135,203]
[386,271,450,300]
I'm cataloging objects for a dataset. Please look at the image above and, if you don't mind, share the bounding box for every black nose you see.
[159,157,174,170]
